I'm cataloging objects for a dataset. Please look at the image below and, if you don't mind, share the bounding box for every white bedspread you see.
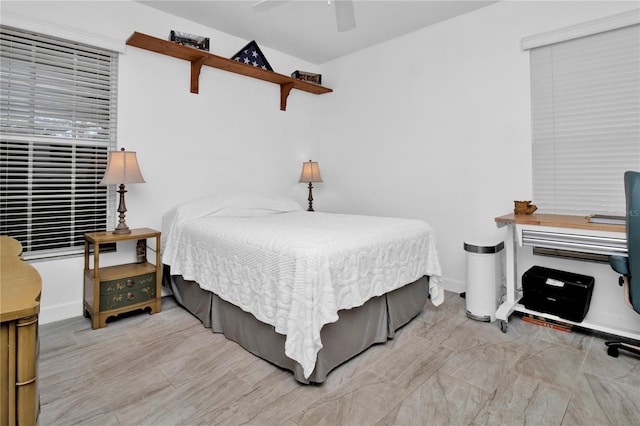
[162,194,443,379]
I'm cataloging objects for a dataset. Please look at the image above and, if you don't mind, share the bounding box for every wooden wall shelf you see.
[125,32,332,111]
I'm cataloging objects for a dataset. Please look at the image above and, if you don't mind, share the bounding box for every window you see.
[526,12,640,216]
[0,26,118,258]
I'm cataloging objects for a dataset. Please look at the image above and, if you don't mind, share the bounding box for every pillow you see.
[164,191,301,223]
[209,192,302,217]
[162,192,302,258]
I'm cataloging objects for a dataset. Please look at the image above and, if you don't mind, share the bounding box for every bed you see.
[162,192,443,383]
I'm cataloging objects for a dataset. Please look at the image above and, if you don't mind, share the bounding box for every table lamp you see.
[299,160,322,212]
[100,148,145,234]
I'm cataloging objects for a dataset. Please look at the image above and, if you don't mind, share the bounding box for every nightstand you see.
[83,228,161,329]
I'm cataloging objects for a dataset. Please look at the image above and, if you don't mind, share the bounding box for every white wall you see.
[316,0,639,292]
[2,0,324,323]
[2,1,638,324]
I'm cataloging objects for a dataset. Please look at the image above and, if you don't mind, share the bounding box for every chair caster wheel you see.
[500,321,508,333]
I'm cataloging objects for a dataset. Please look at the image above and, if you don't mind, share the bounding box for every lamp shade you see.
[299,160,323,183]
[100,148,145,184]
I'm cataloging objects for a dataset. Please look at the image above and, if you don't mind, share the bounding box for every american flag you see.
[231,40,273,71]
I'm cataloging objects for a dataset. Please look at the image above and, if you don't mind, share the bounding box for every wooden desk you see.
[1,235,41,426]
[494,213,635,339]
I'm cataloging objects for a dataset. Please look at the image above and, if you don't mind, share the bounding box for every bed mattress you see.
[162,193,443,378]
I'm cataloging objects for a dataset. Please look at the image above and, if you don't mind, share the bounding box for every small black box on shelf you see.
[522,266,594,322]
[291,70,322,85]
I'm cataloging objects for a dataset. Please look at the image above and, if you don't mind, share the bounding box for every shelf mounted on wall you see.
[125,32,332,111]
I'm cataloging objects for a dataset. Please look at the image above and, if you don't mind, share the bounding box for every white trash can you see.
[464,240,505,322]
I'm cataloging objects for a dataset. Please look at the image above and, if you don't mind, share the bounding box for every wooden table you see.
[1,235,41,426]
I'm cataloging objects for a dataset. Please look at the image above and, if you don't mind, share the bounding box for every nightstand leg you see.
[91,314,100,330]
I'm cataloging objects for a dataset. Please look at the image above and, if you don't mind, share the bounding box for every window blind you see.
[530,23,640,216]
[0,25,118,258]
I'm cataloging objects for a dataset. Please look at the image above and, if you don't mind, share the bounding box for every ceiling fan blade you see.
[252,0,290,12]
[335,0,356,32]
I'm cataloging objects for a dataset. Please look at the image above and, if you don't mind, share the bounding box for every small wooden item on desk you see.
[83,228,162,329]
[514,200,537,215]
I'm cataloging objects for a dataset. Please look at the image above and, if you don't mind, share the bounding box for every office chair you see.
[605,170,640,358]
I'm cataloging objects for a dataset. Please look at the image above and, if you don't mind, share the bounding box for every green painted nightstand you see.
[83,228,161,329]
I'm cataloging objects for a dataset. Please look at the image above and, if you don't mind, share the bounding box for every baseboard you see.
[39,301,83,325]
[442,277,465,295]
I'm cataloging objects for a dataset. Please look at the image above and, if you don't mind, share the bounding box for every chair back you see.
[625,171,640,314]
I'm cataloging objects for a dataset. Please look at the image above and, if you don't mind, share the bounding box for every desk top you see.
[0,236,42,322]
[495,213,626,233]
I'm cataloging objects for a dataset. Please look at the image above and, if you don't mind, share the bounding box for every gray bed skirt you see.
[163,266,429,384]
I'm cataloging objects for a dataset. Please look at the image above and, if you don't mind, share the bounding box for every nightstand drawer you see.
[99,285,157,311]
[100,272,156,296]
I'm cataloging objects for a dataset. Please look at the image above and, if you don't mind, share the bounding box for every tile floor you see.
[38,291,640,425]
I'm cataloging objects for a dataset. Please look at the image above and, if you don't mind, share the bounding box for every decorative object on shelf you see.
[299,160,323,212]
[291,70,322,85]
[170,30,210,51]
[514,200,537,215]
[231,40,273,71]
[100,148,146,234]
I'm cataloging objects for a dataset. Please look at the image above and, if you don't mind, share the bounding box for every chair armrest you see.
[610,255,630,276]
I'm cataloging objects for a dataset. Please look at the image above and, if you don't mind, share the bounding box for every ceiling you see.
[138,1,499,64]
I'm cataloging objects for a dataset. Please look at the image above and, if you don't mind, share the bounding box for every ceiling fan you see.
[252,0,356,32]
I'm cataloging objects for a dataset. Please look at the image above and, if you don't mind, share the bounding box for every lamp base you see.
[112,183,132,234]
[112,225,131,235]
[307,182,315,212]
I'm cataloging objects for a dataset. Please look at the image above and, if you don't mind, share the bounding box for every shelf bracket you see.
[280,82,294,111]
[190,57,205,94]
